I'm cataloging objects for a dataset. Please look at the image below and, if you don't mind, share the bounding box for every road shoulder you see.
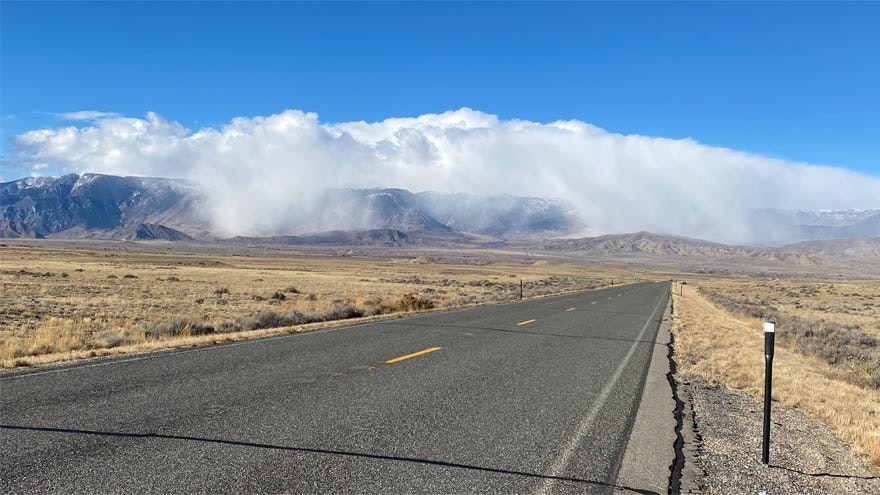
[679,375,880,494]
[614,295,676,494]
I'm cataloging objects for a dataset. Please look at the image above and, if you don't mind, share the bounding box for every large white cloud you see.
[8,108,880,242]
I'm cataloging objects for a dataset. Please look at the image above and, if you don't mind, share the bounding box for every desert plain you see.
[1,239,878,469]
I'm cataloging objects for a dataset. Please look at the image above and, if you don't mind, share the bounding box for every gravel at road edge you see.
[678,375,879,494]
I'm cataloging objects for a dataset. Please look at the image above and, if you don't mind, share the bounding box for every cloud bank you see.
[8,108,880,243]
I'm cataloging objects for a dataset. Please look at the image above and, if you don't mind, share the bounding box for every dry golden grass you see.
[694,278,880,387]
[0,245,650,368]
[698,279,880,338]
[672,283,880,466]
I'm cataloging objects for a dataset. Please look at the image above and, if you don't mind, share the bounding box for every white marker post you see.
[762,321,776,465]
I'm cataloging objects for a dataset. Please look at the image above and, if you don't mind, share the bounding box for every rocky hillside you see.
[532,231,741,257]
[1,174,209,239]
[779,237,880,261]
[122,223,195,242]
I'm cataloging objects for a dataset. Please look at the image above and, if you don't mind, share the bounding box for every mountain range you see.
[1,174,578,241]
[2,173,878,262]
[748,208,880,244]
[525,231,880,265]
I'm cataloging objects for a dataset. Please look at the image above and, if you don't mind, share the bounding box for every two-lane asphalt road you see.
[1,281,671,494]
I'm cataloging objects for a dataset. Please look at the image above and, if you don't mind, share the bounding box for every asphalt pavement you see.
[1,281,671,494]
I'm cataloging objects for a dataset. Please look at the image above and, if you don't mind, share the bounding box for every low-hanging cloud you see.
[8,108,880,243]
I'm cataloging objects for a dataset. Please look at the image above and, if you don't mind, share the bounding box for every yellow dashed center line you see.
[565,308,576,312]
[385,346,442,364]
[516,319,537,326]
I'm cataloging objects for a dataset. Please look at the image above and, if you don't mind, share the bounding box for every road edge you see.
[1,283,651,379]
[613,292,676,494]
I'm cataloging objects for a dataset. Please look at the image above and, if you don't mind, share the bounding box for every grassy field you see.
[698,278,880,337]
[0,244,650,368]
[673,281,880,466]
[697,279,880,387]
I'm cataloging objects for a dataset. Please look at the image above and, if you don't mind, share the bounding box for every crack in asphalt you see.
[666,314,686,494]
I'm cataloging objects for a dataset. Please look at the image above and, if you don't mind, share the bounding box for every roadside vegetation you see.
[0,245,641,368]
[698,288,879,388]
[673,282,880,466]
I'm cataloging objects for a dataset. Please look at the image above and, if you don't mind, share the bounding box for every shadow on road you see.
[2,424,659,494]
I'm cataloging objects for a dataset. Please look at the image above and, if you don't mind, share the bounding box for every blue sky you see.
[2,1,879,176]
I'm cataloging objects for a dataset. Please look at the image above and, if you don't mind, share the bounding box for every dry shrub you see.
[143,318,214,339]
[1,269,56,277]
[215,303,366,333]
[239,310,304,330]
[142,318,187,339]
[379,293,435,312]
[440,294,480,307]
[323,302,365,320]
[700,288,880,387]
[92,328,131,349]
